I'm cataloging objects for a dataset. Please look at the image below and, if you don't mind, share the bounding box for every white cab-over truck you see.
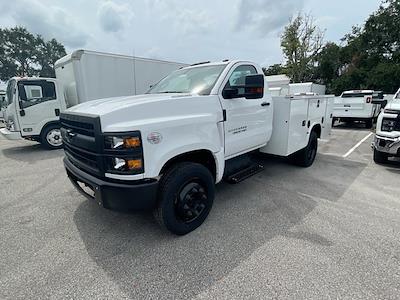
[0,50,186,149]
[61,60,334,235]
[332,90,384,128]
[373,88,400,163]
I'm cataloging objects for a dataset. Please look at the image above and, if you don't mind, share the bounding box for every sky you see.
[0,0,383,68]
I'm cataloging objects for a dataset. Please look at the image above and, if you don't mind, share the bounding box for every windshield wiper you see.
[158,91,187,94]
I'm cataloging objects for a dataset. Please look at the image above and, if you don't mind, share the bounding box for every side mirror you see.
[244,74,264,99]
[222,88,239,99]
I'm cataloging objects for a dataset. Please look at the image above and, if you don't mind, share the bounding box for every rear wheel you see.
[373,148,388,164]
[40,124,63,150]
[154,162,215,235]
[290,131,318,168]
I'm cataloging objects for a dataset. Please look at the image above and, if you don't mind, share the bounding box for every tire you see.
[154,162,215,235]
[373,148,388,164]
[365,118,373,129]
[290,131,318,168]
[331,118,336,128]
[40,124,63,150]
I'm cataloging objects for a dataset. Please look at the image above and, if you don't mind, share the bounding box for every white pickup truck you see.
[373,88,400,163]
[332,90,384,128]
[60,60,334,235]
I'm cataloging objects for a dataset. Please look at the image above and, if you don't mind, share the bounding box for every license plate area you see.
[77,181,95,198]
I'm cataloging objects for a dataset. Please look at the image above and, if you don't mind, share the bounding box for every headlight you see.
[104,132,144,175]
[381,118,396,132]
[104,133,141,150]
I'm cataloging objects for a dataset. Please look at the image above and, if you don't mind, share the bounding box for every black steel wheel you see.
[290,131,318,168]
[154,162,215,235]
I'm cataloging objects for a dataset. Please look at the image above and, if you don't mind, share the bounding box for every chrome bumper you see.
[373,135,400,156]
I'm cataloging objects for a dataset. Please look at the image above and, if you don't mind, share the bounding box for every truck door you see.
[220,64,272,158]
[16,80,61,137]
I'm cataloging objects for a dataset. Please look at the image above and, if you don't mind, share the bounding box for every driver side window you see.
[224,65,257,95]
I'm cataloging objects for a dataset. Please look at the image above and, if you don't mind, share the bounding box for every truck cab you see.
[60,60,332,235]
[373,88,400,163]
[333,90,383,128]
[0,77,65,148]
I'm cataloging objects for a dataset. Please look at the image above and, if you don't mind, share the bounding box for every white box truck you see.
[0,50,187,148]
[373,88,400,163]
[60,60,334,235]
[332,90,384,128]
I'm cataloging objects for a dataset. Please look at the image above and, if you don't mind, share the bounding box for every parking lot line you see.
[342,132,373,158]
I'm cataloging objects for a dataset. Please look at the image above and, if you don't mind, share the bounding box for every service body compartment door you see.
[321,96,334,140]
[308,97,326,127]
[260,96,309,156]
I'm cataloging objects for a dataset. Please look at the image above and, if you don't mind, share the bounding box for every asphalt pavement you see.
[1,124,400,299]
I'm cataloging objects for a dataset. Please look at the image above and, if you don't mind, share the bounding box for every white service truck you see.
[373,88,400,163]
[332,90,384,128]
[0,50,187,148]
[60,60,334,235]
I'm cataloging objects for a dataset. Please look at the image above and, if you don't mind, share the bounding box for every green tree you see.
[280,13,325,83]
[262,64,286,76]
[0,26,66,81]
[36,38,67,78]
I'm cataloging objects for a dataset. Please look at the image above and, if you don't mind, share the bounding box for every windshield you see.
[147,64,226,95]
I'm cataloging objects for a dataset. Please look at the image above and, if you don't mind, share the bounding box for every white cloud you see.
[235,0,305,36]
[1,0,89,48]
[147,0,214,35]
[98,1,133,33]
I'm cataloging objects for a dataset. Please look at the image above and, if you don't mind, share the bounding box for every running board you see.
[226,163,264,184]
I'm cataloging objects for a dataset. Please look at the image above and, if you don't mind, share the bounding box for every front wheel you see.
[40,124,63,150]
[373,148,388,164]
[154,162,215,235]
[290,131,318,168]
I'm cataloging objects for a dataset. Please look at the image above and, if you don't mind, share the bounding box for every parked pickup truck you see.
[373,88,400,163]
[333,90,384,128]
[60,60,334,235]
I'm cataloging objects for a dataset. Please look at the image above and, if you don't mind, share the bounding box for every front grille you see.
[64,144,98,170]
[61,118,95,137]
[60,113,102,176]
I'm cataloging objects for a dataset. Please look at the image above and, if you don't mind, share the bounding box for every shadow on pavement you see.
[332,121,373,131]
[73,153,367,299]
[1,143,63,163]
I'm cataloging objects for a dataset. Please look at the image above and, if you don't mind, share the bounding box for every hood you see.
[66,93,223,133]
[67,93,188,116]
[385,98,400,110]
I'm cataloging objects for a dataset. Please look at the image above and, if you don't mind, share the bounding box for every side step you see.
[226,163,264,184]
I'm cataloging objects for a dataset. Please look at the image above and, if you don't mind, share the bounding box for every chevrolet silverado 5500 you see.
[61,60,334,235]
